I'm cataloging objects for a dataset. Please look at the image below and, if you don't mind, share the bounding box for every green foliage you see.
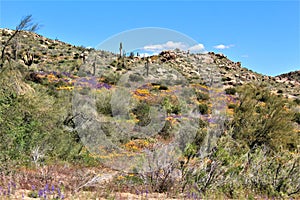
[129,73,144,82]
[225,87,236,95]
[183,143,197,160]
[0,66,95,170]
[196,91,209,101]
[96,90,112,116]
[293,112,300,124]
[294,98,300,105]
[198,103,208,114]
[158,119,174,139]
[132,101,151,126]
[159,85,168,90]
[162,97,181,115]
[277,89,283,94]
[228,103,236,109]
[101,71,120,84]
[231,84,297,151]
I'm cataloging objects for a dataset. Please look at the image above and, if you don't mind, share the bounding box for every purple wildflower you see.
[187,192,191,198]
[11,182,16,188]
[38,189,44,197]
[57,188,61,196]
[45,183,49,193]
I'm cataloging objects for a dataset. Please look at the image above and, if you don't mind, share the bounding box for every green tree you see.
[231,84,297,152]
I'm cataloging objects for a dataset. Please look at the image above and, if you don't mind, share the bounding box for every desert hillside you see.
[0,28,299,199]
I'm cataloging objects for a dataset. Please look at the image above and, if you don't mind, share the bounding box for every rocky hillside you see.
[1,28,299,98]
[1,28,300,199]
[277,70,300,82]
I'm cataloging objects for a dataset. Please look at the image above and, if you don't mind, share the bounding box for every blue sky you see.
[0,0,299,76]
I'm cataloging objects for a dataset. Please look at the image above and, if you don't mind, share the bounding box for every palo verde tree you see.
[0,15,39,69]
[231,83,298,152]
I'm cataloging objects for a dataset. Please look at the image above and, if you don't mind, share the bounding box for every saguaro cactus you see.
[22,50,34,67]
[145,58,150,76]
[93,57,96,76]
[119,42,123,58]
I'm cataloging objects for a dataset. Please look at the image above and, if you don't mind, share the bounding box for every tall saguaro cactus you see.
[119,42,123,58]
[145,58,150,76]
[93,57,96,76]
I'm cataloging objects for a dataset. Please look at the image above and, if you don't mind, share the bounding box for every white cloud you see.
[143,41,207,55]
[188,44,205,52]
[241,54,249,58]
[213,44,234,49]
[139,52,159,57]
[143,41,187,52]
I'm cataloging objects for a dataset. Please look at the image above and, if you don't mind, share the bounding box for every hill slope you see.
[1,28,299,98]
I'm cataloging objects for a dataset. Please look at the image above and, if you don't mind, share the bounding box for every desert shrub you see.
[225,87,236,95]
[277,89,283,94]
[0,66,95,170]
[196,91,209,101]
[198,103,208,115]
[159,85,168,90]
[96,90,112,116]
[293,112,300,124]
[131,101,151,126]
[193,128,207,149]
[294,98,300,105]
[180,133,300,198]
[101,72,120,84]
[228,103,236,109]
[139,159,178,193]
[245,147,300,198]
[158,120,173,139]
[129,73,144,82]
[231,84,297,151]
[221,77,232,82]
[162,96,181,115]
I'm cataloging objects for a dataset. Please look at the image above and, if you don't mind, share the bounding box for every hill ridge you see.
[1,28,299,98]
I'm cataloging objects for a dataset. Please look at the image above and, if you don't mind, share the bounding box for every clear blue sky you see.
[0,0,299,76]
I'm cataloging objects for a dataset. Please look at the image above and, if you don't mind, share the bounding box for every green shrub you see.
[96,90,112,116]
[158,119,173,139]
[196,91,209,101]
[129,74,144,82]
[228,103,236,109]
[231,84,297,151]
[221,77,232,82]
[159,85,168,90]
[102,72,120,84]
[294,98,300,105]
[199,103,208,114]
[293,112,300,124]
[132,101,151,126]
[162,97,181,114]
[225,87,236,95]
[277,89,283,94]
